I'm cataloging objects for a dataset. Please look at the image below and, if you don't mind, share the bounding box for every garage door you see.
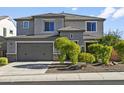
[17,43,53,61]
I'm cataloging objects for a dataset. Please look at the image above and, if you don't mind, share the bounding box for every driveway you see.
[0,61,53,76]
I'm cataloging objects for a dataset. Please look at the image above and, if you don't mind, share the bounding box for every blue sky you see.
[0,7,124,38]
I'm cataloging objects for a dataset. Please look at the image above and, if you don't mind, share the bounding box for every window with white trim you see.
[86,21,97,32]
[44,21,54,31]
[23,21,29,29]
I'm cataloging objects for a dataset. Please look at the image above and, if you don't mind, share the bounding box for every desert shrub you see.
[114,41,124,62]
[78,53,95,63]
[88,44,112,64]
[110,48,121,62]
[0,57,8,65]
[54,37,81,65]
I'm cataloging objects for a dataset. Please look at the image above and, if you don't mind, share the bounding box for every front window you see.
[86,21,96,32]
[23,21,29,29]
[44,21,54,31]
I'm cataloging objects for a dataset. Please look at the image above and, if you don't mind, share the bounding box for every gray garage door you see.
[17,43,53,61]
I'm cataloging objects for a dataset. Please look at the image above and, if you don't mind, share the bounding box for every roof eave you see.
[65,18,106,21]
[58,30,85,32]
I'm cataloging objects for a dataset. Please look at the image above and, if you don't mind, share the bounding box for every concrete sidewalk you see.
[0,72,124,82]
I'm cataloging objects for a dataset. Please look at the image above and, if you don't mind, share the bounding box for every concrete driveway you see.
[0,61,53,76]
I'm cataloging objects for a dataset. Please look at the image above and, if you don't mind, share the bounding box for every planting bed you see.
[46,62,124,73]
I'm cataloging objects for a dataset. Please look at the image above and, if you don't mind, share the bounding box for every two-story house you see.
[0,16,16,57]
[6,13,105,61]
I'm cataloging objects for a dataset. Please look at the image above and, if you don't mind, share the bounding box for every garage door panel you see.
[17,43,53,61]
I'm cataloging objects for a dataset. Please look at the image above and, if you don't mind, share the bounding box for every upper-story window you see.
[86,21,97,32]
[23,21,29,29]
[44,21,54,31]
[3,27,7,37]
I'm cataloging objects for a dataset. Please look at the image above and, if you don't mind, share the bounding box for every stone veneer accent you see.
[7,54,17,62]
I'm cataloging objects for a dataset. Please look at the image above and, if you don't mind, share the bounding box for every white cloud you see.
[112,8,124,19]
[98,7,116,18]
[71,8,78,11]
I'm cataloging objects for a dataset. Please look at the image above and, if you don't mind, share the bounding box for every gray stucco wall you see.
[65,20,85,29]
[16,17,104,39]
[17,20,34,35]
[34,17,64,35]
[60,31,84,46]
[6,36,57,61]
[65,20,104,39]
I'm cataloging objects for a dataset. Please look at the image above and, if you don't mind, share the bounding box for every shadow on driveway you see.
[13,63,71,70]
[13,64,49,69]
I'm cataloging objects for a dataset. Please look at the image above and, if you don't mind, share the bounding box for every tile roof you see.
[33,13,65,17]
[14,13,105,21]
[61,13,105,21]
[58,26,85,31]
[6,34,58,39]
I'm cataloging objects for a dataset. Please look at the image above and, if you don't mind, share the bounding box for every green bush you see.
[68,41,81,64]
[54,37,70,63]
[78,53,95,63]
[58,52,66,64]
[88,44,112,64]
[114,40,124,62]
[54,37,81,65]
[54,37,70,51]
[0,57,8,65]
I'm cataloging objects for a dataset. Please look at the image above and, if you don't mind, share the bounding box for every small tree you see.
[54,37,70,63]
[98,30,121,47]
[54,37,81,65]
[98,35,120,46]
[67,41,81,64]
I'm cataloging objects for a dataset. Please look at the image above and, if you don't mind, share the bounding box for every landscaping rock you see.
[108,62,114,66]
[68,65,80,70]
[112,61,118,65]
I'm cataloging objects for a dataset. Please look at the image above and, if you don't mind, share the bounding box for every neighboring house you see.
[6,13,105,61]
[0,36,6,57]
[0,16,16,37]
[0,16,16,57]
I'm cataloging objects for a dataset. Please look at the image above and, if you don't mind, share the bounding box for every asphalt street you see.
[1,80,124,85]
